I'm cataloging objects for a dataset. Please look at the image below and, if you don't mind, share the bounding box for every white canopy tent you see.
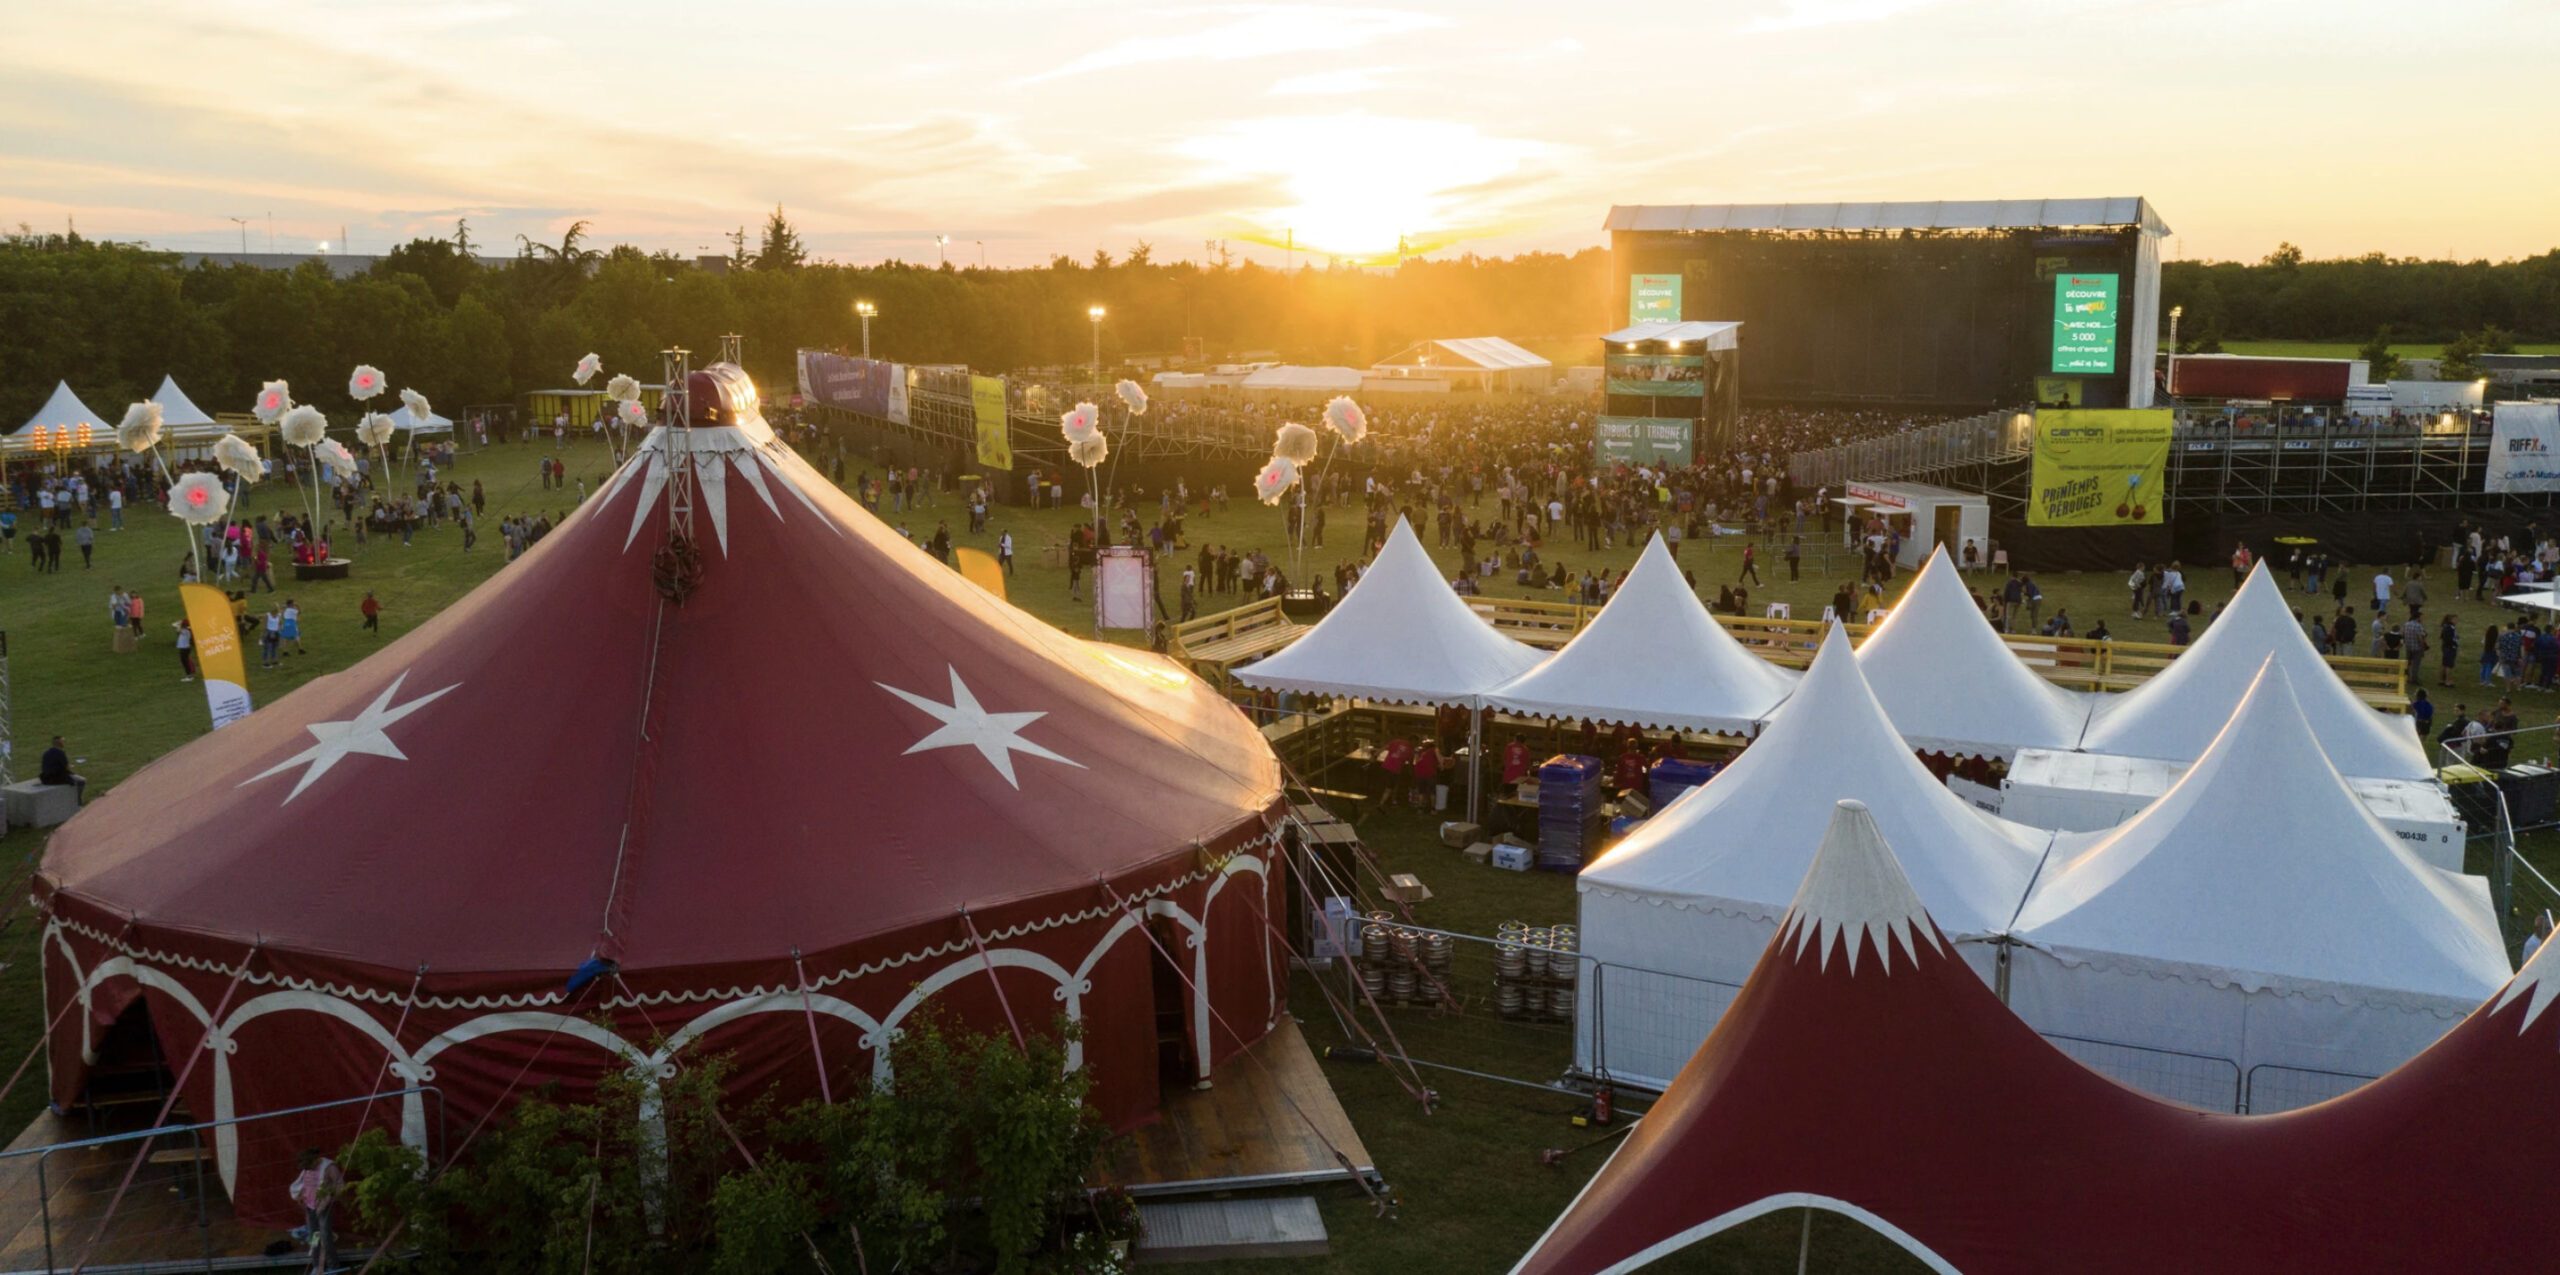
[1483,534,1796,735]
[1233,516,1541,706]
[384,404,454,434]
[2078,561,2432,781]
[146,376,218,428]
[2008,661,2509,1110]
[1855,545,2092,758]
[10,381,109,438]
[1238,365,1364,393]
[1575,626,2056,1090]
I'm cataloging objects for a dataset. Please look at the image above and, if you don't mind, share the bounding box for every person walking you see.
[997,530,1015,576]
[1736,542,1761,586]
[174,618,196,681]
[2439,613,2460,688]
[74,521,94,568]
[260,606,283,669]
[1785,535,1802,582]
[359,591,381,634]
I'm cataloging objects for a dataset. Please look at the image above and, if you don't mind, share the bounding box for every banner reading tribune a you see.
[2028,409,2172,527]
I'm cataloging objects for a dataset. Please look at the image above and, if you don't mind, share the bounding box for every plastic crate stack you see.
[1648,757,1723,812]
[1536,754,1604,870]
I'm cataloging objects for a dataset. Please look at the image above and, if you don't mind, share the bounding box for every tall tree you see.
[2357,326,2400,381]
[755,205,807,271]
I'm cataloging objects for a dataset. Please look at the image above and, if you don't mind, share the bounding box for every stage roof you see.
[1605,198,2170,238]
[1603,320,1741,350]
[1374,337,1550,373]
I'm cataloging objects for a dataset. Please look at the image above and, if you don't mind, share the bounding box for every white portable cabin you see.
[1834,481,1990,570]
[1999,747,2464,871]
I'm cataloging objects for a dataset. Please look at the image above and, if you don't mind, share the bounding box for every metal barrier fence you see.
[2042,1033,2242,1113]
[1787,410,2032,489]
[2242,1063,2375,1115]
[0,1086,445,1273]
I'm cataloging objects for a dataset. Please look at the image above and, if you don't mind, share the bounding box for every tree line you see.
[3,217,2553,427]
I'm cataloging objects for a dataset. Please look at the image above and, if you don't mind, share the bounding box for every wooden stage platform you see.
[1102,1018,1377,1197]
[0,1109,288,1274]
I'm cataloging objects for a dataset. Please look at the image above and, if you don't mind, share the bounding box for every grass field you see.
[0,430,2550,1269]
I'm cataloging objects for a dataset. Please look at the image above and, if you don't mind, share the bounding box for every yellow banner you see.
[954,547,1007,600]
[179,582,255,728]
[2028,409,2172,527]
[971,375,1012,472]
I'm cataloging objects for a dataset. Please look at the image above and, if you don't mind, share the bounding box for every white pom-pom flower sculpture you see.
[1115,378,1148,416]
[315,438,357,474]
[1273,422,1319,464]
[1254,456,1300,505]
[348,364,387,401]
[1070,433,1110,469]
[167,473,231,525]
[357,413,396,448]
[117,402,164,454]
[1060,402,1101,445]
[605,373,641,403]
[213,433,263,483]
[573,353,603,385]
[253,380,293,424]
[279,404,328,448]
[1323,395,1367,444]
[618,399,648,427]
[400,387,432,424]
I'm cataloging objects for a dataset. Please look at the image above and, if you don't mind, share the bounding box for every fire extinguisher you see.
[1591,1084,1614,1125]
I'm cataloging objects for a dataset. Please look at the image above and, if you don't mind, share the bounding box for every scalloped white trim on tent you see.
[10,380,108,437]
[1232,516,1541,705]
[1779,801,1947,977]
[1484,534,1797,734]
[1856,545,2091,758]
[2014,660,2508,1017]
[2078,561,2432,780]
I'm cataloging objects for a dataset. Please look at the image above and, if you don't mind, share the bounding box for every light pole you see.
[855,300,876,359]
[226,216,248,254]
[1087,305,1106,400]
[974,239,986,268]
[2167,304,2184,396]
[936,235,949,267]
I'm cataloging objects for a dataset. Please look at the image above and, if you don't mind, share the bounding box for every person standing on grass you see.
[2411,689,2434,741]
[2481,623,2502,688]
[260,606,282,670]
[360,591,381,634]
[2439,613,2461,688]
[2372,568,2394,618]
[75,521,93,569]
[2500,623,2528,693]
[175,619,196,681]
[282,599,303,656]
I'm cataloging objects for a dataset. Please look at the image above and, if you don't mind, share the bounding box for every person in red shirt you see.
[1612,722,1644,757]
[1380,736,1413,806]
[1612,743,1646,794]
[1502,736,1533,785]
[359,591,382,633]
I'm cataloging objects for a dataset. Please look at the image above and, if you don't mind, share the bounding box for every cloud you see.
[1268,66,1398,97]
[1741,0,1955,33]
[1023,6,1447,83]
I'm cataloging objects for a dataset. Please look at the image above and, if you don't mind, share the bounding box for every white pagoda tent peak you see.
[11,381,109,437]
[1573,624,2053,1088]
[2078,560,2431,780]
[1232,516,1541,705]
[1857,545,2091,758]
[1483,534,1797,734]
[147,376,218,427]
[1782,800,1946,977]
[2008,658,2509,1102]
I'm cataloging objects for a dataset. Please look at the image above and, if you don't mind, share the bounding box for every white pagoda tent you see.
[384,403,454,435]
[10,380,108,438]
[1575,625,2056,1090]
[1483,534,1797,735]
[2078,561,2431,780]
[147,375,219,428]
[2008,660,2508,1110]
[1233,517,1540,706]
[1854,545,2092,758]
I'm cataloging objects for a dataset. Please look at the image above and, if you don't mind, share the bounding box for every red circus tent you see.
[1516,799,2560,1274]
[36,366,1285,1226]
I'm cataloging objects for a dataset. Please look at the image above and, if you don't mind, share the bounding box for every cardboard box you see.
[1382,872,1434,904]
[1462,841,1497,864]
[1496,831,1533,849]
[1491,844,1533,872]
[1516,779,1541,802]
[1618,791,1652,818]
[1438,821,1483,848]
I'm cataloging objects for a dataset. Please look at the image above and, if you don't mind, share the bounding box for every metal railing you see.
[1787,410,2032,488]
[2242,1063,2375,1115]
[0,1086,445,1273]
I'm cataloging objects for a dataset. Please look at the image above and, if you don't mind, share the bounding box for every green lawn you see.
[1,431,2550,1269]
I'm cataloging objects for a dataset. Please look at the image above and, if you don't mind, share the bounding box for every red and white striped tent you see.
[37,366,1286,1225]
[1517,799,2560,1273]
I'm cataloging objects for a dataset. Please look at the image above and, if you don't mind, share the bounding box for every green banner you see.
[1595,416,1694,467]
[2029,409,2172,526]
[1605,353,1705,397]
[1629,273,1681,324]
[2051,272,2119,373]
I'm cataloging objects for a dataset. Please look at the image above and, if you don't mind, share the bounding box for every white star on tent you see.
[878,666,1084,789]
[238,671,461,803]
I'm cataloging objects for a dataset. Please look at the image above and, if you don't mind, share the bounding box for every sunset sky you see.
[7,0,2555,267]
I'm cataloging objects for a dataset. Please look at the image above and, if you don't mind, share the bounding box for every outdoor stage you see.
[1103,1017,1378,1196]
[0,1109,288,1274]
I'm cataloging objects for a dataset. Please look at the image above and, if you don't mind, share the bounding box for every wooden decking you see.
[1103,1018,1375,1196]
[0,1109,283,1274]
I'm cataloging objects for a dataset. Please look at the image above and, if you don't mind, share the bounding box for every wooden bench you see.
[1172,597,1306,671]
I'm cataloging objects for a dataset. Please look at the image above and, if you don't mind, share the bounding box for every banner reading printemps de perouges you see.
[2028,409,2172,526]
[1596,416,1695,467]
